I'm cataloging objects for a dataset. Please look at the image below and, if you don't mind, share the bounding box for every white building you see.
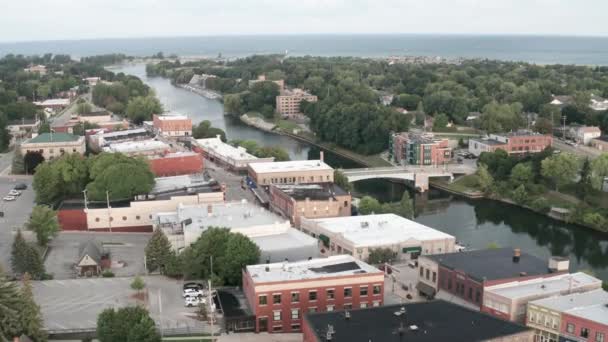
[193,136,274,171]
[299,214,456,262]
[569,126,602,145]
[102,139,171,156]
[154,200,318,262]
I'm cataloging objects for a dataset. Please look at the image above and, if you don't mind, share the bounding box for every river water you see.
[113,64,608,281]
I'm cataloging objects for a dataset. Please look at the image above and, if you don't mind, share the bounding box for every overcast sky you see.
[1,0,606,42]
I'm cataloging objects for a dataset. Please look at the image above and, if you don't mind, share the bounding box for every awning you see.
[402,246,422,254]
[318,234,330,248]
[416,282,436,298]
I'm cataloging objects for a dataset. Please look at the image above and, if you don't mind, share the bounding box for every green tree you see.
[223,94,243,115]
[125,96,163,124]
[76,102,92,114]
[38,122,50,134]
[476,164,494,195]
[578,158,593,198]
[541,153,580,191]
[11,231,45,280]
[19,273,47,342]
[192,120,227,141]
[357,196,382,215]
[144,229,173,274]
[11,145,25,174]
[0,268,24,341]
[367,248,397,265]
[590,154,608,191]
[220,233,261,285]
[87,153,155,201]
[432,113,450,131]
[396,191,414,219]
[511,184,529,204]
[130,276,146,296]
[333,170,353,192]
[479,101,524,133]
[26,205,60,247]
[97,306,160,342]
[510,163,534,186]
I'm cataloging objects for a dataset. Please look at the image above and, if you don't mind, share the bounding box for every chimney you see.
[548,256,570,273]
[512,248,521,263]
[320,151,324,162]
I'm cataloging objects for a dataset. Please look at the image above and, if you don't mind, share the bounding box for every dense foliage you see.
[11,231,46,280]
[144,229,173,274]
[26,205,60,246]
[192,120,227,141]
[357,191,414,219]
[0,271,46,342]
[96,306,160,342]
[91,74,158,119]
[230,139,290,161]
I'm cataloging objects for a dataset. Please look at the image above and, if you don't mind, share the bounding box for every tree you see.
[578,158,593,198]
[333,170,353,192]
[223,94,243,115]
[220,233,261,285]
[11,231,45,280]
[19,273,47,342]
[394,191,414,219]
[26,205,60,246]
[11,145,25,174]
[87,153,155,201]
[357,196,382,215]
[97,306,160,342]
[479,101,524,133]
[0,268,24,341]
[392,93,421,110]
[192,120,227,141]
[510,163,534,186]
[144,229,172,274]
[590,154,608,191]
[33,154,89,205]
[534,117,553,134]
[511,184,529,204]
[76,102,92,115]
[432,113,450,131]
[125,96,163,124]
[476,164,494,195]
[130,276,146,296]
[367,248,397,265]
[38,122,50,134]
[541,153,580,191]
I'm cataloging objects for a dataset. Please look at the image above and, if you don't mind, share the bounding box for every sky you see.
[1,0,607,42]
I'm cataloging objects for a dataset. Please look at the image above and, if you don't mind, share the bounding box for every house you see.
[569,125,601,145]
[76,241,107,277]
[302,300,535,342]
[590,95,608,111]
[24,65,47,75]
[550,95,573,107]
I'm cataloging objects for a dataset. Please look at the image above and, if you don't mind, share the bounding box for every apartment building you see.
[276,88,318,118]
[269,183,351,227]
[242,255,384,333]
[248,160,334,186]
[469,130,552,156]
[389,132,452,166]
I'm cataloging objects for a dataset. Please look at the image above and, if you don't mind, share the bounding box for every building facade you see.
[276,88,318,118]
[192,136,274,171]
[269,184,351,227]
[248,160,334,187]
[389,132,452,166]
[469,131,553,156]
[152,114,193,137]
[242,255,384,334]
[147,152,203,177]
[300,214,455,262]
[21,133,86,160]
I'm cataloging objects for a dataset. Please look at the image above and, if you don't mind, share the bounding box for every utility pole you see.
[158,290,164,338]
[562,116,567,139]
[106,190,112,233]
[208,279,214,340]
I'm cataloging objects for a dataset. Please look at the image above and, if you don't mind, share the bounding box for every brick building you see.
[248,160,334,187]
[389,132,452,166]
[152,113,192,137]
[147,152,203,177]
[303,300,535,342]
[527,289,608,342]
[417,248,568,309]
[193,136,274,171]
[21,132,86,160]
[469,130,553,157]
[242,255,384,333]
[276,88,317,119]
[269,183,351,227]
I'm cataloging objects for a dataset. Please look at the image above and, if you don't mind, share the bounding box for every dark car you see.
[14,183,27,190]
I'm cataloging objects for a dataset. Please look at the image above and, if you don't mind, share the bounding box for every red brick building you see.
[469,131,553,157]
[242,255,384,333]
[152,114,192,137]
[147,152,203,177]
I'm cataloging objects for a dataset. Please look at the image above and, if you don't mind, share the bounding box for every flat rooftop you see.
[246,255,381,284]
[195,137,258,160]
[152,174,215,194]
[95,128,148,139]
[470,138,506,146]
[303,214,454,248]
[178,200,288,230]
[156,113,189,121]
[249,226,317,253]
[103,139,170,153]
[530,289,608,325]
[26,132,81,144]
[486,272,601,300]
[304,300,531,342]
[427,248,552,282]
[249,160,332,174]
[34,99,70,106]
[273,183,348,201]
[148,151,200,160]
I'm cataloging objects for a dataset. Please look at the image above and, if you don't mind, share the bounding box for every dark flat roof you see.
[273,183,348,201]
[426,248,550,282]
[304,300,531,342]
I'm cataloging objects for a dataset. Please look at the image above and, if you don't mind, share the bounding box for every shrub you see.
[530,197,550,213]
[102,270,115,278]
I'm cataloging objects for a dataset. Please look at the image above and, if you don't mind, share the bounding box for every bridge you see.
[340,164,476,192]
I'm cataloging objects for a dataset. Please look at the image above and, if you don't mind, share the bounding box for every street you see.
[552,139,603,159]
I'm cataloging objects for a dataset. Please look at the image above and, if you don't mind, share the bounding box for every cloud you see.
[0,0,606,42]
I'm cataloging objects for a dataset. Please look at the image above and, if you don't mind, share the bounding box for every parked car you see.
[183,282,205,291]
[8,190,20,196]
[13,183,27,190]
[3,196,16,201]
[183,288,205,298]
[184,297,207,307]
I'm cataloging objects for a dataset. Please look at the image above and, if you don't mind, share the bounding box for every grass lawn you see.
[443,175,481,193]
[275,119,301,132]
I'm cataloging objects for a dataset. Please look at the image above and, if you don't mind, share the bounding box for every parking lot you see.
[44,232,152,279]
[0,176,35,272]
[32,276,215,334]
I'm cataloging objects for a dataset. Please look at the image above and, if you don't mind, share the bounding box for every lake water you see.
[113,63,608,281]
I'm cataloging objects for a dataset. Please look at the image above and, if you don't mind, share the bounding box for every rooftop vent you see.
[394,307,406,316]
[360,222,369,228]
[265,266,270,272]
[513,248,521,263]
[344,311,351,320]
[409,325,419,332]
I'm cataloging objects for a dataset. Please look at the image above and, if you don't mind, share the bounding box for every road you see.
[553,140,604,159]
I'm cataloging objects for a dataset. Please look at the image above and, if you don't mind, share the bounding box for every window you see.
[122,216,127,221]
[291,309,299,320]
[344,288,352,298]
[344,304,352,310]
[360,302,368,309]
[326,289,335,299]
[272,326,282,332]
[567,323,575,334]
[372,301,380,307]
[273,294,281,304]
[475,290,481,303]
[426,269,430,280]
[581,328,590,339]
[136,215,140,220]
[596,332,605,342]
[419,267,424,277]
[291,292,299,303]
[373,285,381,295]
[308,307,317,313]
[291,323,301,331]
[360,286,368,296]
[529,312,535,323]
[326,305,335,312]
[309,291,317,301]
[259,295,267,305]
[432,272,437,283]
[273,311,281,321]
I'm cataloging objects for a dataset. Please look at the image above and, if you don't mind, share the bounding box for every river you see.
[113,63,608,281]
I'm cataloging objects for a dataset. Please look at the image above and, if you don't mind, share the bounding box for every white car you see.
[8,190,20,196]
[185,297,207,307]
[183,288,205,298]
[3,196,16,201]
